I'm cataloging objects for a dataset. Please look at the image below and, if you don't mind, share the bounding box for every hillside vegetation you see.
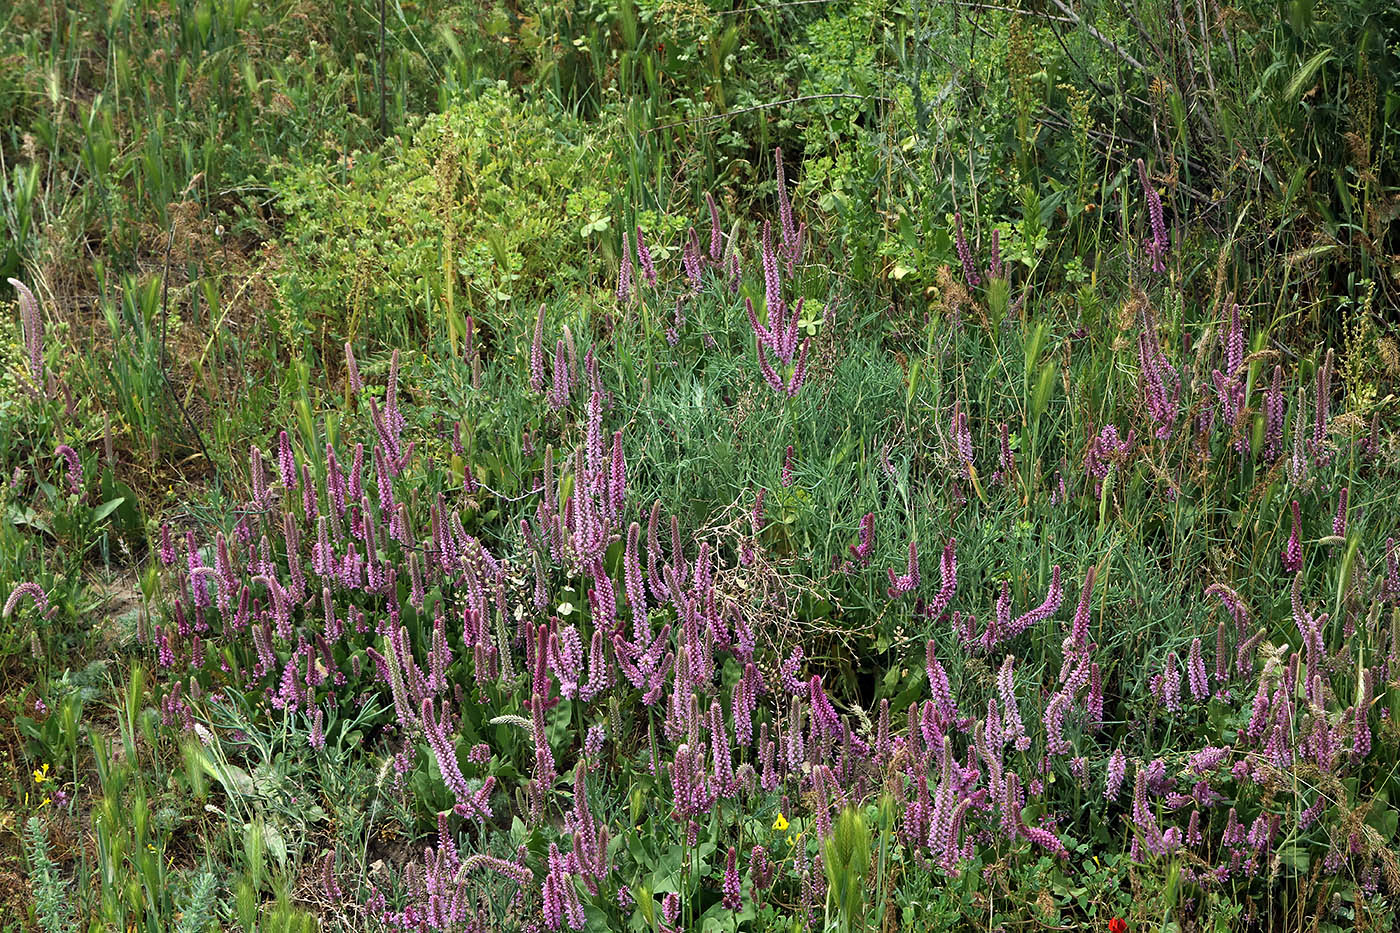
[2,0,1399,930]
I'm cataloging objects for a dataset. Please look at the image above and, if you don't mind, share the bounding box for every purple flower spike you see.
[722,846,742,910]
[4,582,51,618]
[617,232,634,303]
[954,213,980,288]
[775,147,798,261]
[1105,747,1127,800]
[682,228,703,292]
[706,192,724,261]
[1283,500,1303,574]
[953,407,974,474]
[55,444,82,495]
[887,539,920,597]
[8,278,44,382]
[1137,159,1168,273]
[636,226,657,287]
[1187,638,1209,701]
[925,538,958,618]
[1137,310,1180,440]
[849,512,874,564]
[530,303,548,392]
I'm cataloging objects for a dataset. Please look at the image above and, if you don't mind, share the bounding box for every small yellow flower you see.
[786,834,796,847]
[33,763,50,784]
[772,813,788,832]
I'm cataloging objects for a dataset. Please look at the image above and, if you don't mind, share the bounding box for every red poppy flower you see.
[1109,919,1128,933]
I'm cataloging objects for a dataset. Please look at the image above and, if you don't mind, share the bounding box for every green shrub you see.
[272,83,616,357]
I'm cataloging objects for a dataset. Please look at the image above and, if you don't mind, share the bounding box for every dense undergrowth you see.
[2,0,1399,930]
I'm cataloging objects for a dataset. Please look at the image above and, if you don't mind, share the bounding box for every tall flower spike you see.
[636,226,657,287]
[343,342,362,397]
[925,641,959,722]
[706,191,723,261]
[954,213,980,287]
[994,421,1015,486]
[1283,500,1303,574]
[925,538,958,619]
[1136,305,1180,440]
[682,228,703,292]
[617,231,634,303]
[55,445,82,495]
[1385,538,1400,605]
[887,539,920,597]
[1105,747,1127,800]
[953,407,974,474]
[1137,159,1168,273]
[548,339,571,410]
[774,147,799,267]
[530,303,547,392]
[8,278,44,382]
[1313,348,1333,455]
[997,655,1029,751]
[531,693,555,783]
[4,582,50,618]
[1289,385,1309,483]
[277,430,297,490]
[1162,652,1182,713]
[1187,638,1209,701]
[1067,564,1096,654]
[1264,365,1285,460]
[722,845,742,910]
[849,513,874,564]
[761,221,781,337]
[983,565,1063,650]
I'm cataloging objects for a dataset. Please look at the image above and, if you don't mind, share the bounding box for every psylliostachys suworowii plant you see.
[125,153,1400,931]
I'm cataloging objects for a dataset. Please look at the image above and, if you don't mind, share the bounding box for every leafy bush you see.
[271,84,615,357]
